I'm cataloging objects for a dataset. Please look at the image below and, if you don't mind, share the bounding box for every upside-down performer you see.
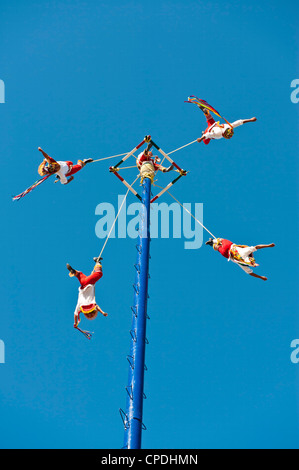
[185,96,256,144]
[66,258,107,338]
[196,106,257,144]
[38,147,93,184]
[205,238,275,281]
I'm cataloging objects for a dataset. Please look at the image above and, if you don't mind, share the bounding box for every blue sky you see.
[0,0,298,449]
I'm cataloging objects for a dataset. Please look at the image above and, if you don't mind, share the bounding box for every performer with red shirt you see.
[205,237,275,280]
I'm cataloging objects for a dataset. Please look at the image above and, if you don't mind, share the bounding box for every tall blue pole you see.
[123,176,151,449]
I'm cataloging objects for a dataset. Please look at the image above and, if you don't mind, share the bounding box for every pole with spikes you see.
[123,174,151,449]
[118,136,187,448]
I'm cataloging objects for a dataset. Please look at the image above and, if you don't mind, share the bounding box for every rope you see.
[91,139,197,166]
[154,184,217,239]
[155,139,198,171]
[96,175,140,259]
[167,139,198,155]
[140,161,155,184]
[117,165,137,170]
[91,152,129,163]
[92,153,138,164]
[154,153,168,173]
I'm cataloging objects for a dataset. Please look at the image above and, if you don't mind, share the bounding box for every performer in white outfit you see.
[66,258,108,328]
[196,107,257,144]
[38,147,93,184]
[205,237,275,280]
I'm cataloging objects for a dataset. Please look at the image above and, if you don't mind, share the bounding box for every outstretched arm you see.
[38,147,56,163]
[97,305,108,317]
[74,311,81,328]
[249,272,267,281]
[255,243,275,250]
[243,117,257,124]
[230,117,257,129]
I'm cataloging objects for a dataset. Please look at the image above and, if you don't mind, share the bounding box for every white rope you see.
[140,161,155,184]
[154,184,217,239]
[155,139,198,170]
[97,175,140,259]
[92,153,137,164]
[167,139,198,155]
[157,154,167,170]
[92,152,129,163]
[91,139,197,165]
[117,165,137,170]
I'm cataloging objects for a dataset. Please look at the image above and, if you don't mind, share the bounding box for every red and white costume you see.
[55,160,84,184]
[215,238,258,274]
[137,151,160,171]
[202,115,245,145]
[74,269,103,319]
[215,238,233,258]
[44,155,84,184]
